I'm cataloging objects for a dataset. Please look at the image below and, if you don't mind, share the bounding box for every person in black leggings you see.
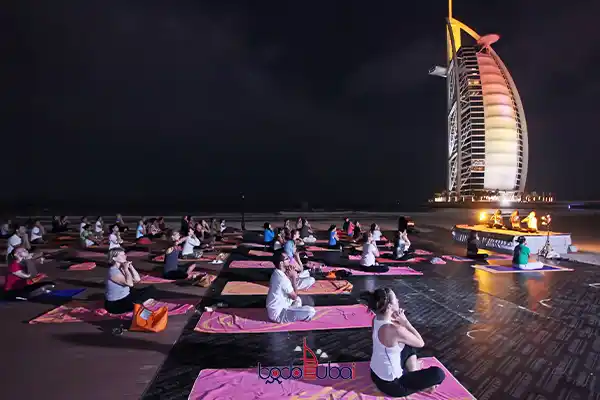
[362,287,445,397]
[104,247,155,314]
[163,231,197,280]
[466,230,488,261]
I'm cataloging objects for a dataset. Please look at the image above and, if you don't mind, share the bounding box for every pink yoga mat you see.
[74,250,106,259]
[188,357,474,400]
[320,265,422,276]
[305,246,340,252]
[68,262,97,271]
[377,256,427,264]
[221,280,353,295]
[229,260,275,269]
[126,251,149,258]
[248,250,274,257]
[195,304,373,334]
[240,243,266,249]
[29,299,196,324]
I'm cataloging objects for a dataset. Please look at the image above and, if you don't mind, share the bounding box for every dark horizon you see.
[4,0,599,204]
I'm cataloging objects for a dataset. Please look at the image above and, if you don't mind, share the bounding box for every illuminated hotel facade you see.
[429,1,529,202]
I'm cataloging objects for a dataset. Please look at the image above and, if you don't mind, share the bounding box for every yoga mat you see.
[139,273,175,284]
[212,244,237,250]
[239,243,266,249]
[248,250,274,257]
[188,357,474,400]
[221,280,353,295]
[229,260,275,269]
[472,263,573,274]
[56,236,75,241]
[68,262,97,271]
[29,298,196,324]
[320,265,422,276]
[42,288,86,298]
[377,256,427,264]
[305,246,340,252]
[195,304,373,334]
[137,237,152,245]
[152,254,217,262]
[126,251,149,258]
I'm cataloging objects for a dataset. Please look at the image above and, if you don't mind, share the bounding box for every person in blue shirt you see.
[328,225,341,250]
[283,229,305,266]
[263,222,275,245]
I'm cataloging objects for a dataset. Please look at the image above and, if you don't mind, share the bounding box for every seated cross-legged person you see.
[7,224,26,259]
[108,225,124,250]
[3,247,55,300]
[163,231,197,279]
[136,218,147,239]
[513,236,543,270]
[181,228,203,259]
[94,216,105,238]
[1,219,12,238]
[30,219,46,245]
[80,224,99,248]
[466,231,488,261]
[352,221,363,243]
[370,223,383,242]
[80,217,89,235]
[263,222,275,246]
[363,287,445,397]
[115,214,129,232]
[266,253,316,323]
[273,228,285,252]
[299,219,317,244]
[328,225,341,250]
[360,232,389,273]
[392,231,414,260]
[104,247,155,314]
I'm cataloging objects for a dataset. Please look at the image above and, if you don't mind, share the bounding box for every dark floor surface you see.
[2,226,600,400]
[143,227,600,400]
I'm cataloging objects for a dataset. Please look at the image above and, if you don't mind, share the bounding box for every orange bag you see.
[129,304,168,333]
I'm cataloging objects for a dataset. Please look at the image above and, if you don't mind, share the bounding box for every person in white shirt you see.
[108,225,124,250]
[219,219,226,234]
[370,223,383,241]
[266,253,316,323]
[80,224,98,248]
[80,217,89,235]
[363,287,444,397]
[181,228,203,258]
[94,216,104,236]
[7,225,26,257]
[359,231,389,273]
[30,219,46,244]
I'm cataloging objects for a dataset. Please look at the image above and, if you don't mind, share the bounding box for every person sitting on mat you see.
[57,216,69,232]
[392,230,413,260]
[360,232,389,273]
[3,247,55,300]
[210,218,220,240]
[273,228,285,251]
[510,211,521,231]
[370,223,383,241]
[284,229,304,265]
[51,216,61,234]
[108,224,124,250]
[79,216,89,234]
[146,218,163,239]
[104,247,155,314]
[487,210,504,229]
[1,219,12,238]
[266,252,316,323]
[283,219,292,232]
[80,224,99,248]
[362,287,445,397]
[136,218,147,239]
[342,218,350,234]
[219,219,227,235]
[157,217,167,232]
[328,224,341,250]
[94,216,105,237]
[163,231,198,280]
[295,217,303,230]
[466,230,488,261]
[520,211,538,233]
[347,219,356,236]
[180,215,191,234]
[7,224,28,258]
[30,219,46,245]
[181,228,203,259]
[513,236,543,270]
[115,214,129,232]
[263,222,275,245]
[300,218,317,244]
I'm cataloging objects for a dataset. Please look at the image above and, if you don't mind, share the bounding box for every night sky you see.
[3,0,600,210]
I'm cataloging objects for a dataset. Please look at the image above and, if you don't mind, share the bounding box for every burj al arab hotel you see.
[430,1,529,202]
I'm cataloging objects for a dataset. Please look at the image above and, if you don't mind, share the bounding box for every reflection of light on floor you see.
[521,274,552,311]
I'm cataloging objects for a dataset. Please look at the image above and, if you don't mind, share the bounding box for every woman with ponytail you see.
[362,287,445,397]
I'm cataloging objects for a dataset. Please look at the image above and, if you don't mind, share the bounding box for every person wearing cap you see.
[512,236,543,270]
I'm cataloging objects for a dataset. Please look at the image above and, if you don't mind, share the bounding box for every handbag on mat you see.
[129,303,168,333]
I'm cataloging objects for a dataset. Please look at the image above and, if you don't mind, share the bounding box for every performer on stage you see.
[510,211,521,231]
[521,211,538,233]
[487,210,504,229]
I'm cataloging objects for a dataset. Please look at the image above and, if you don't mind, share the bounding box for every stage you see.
[451,224,573,255]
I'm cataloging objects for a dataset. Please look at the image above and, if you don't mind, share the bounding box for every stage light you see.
[479,211,488,222]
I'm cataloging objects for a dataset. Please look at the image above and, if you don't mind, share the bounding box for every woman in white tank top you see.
[363,287,445,397]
